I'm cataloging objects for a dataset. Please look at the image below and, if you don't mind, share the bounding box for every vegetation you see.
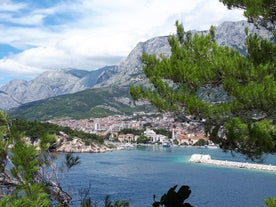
[220,0,276,31]
[8,86,153,121]
[130,18,276,160]
[0,111,80,206]
[131,1,276,206]
[154,128,172,139]
[118,128,144,136]
[136,135,149,144]
[0,111,120,206]
[264,197,276,207]
[152,185,193,207]
[1,0,276,206]
[194,139,208,146]
[104,195,131,207]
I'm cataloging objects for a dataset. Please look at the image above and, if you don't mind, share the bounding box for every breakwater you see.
[189,154,276,172]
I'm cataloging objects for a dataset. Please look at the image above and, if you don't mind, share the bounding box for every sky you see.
[0,0,245,86]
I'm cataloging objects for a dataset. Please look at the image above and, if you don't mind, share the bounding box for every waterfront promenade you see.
[189,154,276,172]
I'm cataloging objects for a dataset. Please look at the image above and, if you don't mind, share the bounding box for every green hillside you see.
[8,86,153,121]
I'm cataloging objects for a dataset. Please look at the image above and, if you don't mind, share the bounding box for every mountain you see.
[0,90,22,109]
[0,65,118,110]
[5,21,274,120]
[96,36,171,88]
[98,21,273,87]
[8,86,152,121]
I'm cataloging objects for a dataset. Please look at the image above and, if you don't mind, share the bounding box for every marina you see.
[189,154,276,172]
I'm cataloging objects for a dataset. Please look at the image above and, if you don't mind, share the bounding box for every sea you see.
[58,146,276,207]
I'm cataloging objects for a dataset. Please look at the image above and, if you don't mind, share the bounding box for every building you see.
[118,134,136,143]
[143,128,169,144]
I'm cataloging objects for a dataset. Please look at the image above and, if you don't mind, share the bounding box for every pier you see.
[189,154,276,172]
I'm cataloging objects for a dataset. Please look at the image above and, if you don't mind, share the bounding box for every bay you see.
[60,146,276,207]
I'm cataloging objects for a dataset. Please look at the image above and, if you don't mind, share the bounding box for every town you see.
[50,112,213,147]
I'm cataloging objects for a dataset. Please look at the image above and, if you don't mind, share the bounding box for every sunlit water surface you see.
[59,146,276,207]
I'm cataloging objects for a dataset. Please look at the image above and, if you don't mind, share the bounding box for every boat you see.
[163,142,171,148]
[204,144,219,149]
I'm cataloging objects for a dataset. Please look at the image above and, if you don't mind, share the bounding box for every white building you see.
[144,128,169,144]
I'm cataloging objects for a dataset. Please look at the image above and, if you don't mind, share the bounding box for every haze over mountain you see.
[2,21,274,117]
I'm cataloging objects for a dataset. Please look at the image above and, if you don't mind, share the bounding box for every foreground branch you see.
[46,180,72,206]
[1,171,72,206]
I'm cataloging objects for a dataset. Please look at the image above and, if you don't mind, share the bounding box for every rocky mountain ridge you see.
[98,21,273,87]
[1,21,273,111]
[0,65,117,110]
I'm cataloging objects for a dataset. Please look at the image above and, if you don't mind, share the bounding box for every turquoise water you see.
[61,146,276,207]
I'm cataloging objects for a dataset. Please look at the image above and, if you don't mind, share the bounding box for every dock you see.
[189,154,276,172]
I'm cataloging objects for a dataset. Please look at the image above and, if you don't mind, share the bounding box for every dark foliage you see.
[153,185,193,207]
[118,128,144,136]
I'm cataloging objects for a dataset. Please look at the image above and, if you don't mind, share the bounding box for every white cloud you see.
[0,58,43,75]
[0,0,26,12]
[0,0,246,84]
[4,13,46,26]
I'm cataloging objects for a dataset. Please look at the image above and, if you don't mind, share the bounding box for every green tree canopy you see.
[220,0,276,30]
[0,111,80,206]
[130,18,276,159]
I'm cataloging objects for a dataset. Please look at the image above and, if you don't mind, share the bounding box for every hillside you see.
[8,86,153,121]
[97,21,273,88]
[0,65,118,110]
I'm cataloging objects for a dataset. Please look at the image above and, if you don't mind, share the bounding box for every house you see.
[108,132,118,141]
[118,134,136,143]
[176,133,209,145]
[143,128,169,144]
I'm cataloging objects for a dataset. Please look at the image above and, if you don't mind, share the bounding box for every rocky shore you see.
[52,132,110,153]
[189,154,276,172]
[55,138,112,153]
[54,132,135,153]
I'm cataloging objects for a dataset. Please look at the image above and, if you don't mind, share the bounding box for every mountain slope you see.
[6,21,274,121]
[97,21,273,87]
[0,66,118,110]
[8,86,152,121]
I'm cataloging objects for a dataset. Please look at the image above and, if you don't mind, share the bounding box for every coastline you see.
[55,138,136,153]
[189,154,276,173]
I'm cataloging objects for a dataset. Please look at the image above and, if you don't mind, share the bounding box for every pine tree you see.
[130,14,276,160]
[0,111,79,206]
[220,0,276,31]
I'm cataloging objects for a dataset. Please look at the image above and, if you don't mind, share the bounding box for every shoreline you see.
[55,141,137,153]
[189,154,276,173]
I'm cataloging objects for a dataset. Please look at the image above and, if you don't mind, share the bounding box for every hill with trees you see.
[8,86,153,121]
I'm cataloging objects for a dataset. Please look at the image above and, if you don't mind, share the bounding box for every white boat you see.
[205,145,219,149]
[163,142,171,147]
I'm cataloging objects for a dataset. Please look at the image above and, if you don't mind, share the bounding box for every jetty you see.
[189,154,276,173]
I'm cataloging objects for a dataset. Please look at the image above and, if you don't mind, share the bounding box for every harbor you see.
[189,154,276,172]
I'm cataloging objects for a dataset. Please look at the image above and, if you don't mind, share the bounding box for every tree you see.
[264,197,276,207]
[219,0,276,31]
[152,185,193,207]
[104,195,130,207]
[130,18,275,159]
[136,135,149,144]
[194,139,208,146]
[0,111,80,206]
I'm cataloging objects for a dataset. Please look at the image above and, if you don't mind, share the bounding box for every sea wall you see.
[189,154,276,172]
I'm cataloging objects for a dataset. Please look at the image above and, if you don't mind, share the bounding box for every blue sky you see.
[0,0,245,86]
